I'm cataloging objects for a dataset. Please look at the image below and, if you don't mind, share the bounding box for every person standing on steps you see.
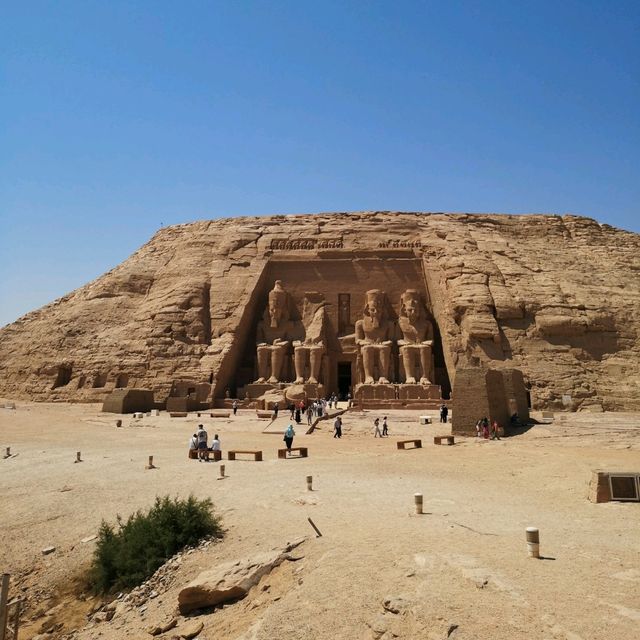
[284,423,296,452]
[232,400,238,416]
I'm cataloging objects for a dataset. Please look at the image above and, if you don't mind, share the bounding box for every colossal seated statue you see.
[397,289,434,384]
[355,289,394,384]
[255,281,303,384]
[293,292,327,384]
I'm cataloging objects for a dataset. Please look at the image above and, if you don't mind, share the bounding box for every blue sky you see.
[1,1,638,327]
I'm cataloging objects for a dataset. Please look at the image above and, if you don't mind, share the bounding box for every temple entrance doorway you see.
[337,362,352,400]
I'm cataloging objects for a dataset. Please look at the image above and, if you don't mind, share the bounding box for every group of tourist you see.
[189,424,222,461]
[373,416,390,437]
[475,416,501,440]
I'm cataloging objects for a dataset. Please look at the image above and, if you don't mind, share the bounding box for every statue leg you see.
[294,346,306,384]
[308,345,323,384]
[269,346,285,384]
[401,346,416,384]
[378,346,391,384]
[419,345,433,384]
[256,346,269,383]
[362,346,375,384]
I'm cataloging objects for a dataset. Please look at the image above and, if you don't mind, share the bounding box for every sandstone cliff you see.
[1,212,638,411]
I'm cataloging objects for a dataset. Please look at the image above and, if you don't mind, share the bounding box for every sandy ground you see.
[1,402,639,640]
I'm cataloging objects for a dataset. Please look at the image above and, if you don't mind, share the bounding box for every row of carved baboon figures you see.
[255,281,435,385]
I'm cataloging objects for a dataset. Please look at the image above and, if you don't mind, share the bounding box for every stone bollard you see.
[526,527,540,558]
[146,455,155,470]
[116,419,122,428]
[219,464,225,478]
[306,475,313,491]
[414,493,423,515]
[75,451,82,463]
[153,409,160,417]
[4,446,10,458]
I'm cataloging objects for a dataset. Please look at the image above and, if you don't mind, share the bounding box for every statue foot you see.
[379,377,390,384]
[406,377,416,384]
[256,377,266,383]
[268,376,279,384]
[420,377,431,385]
[364,377,375,385]
[294,377,304,384]
[308,377,318,384]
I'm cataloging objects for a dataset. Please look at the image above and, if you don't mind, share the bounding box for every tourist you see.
[210,433,221,453]
[373,417,382,438]
[482,417,490,439]
[273,402,279,419]
[334,416,342,438]
[189,433,198,459]
[490,420,501,440]
[307,407,313,426]
[232,400,238,416]
[440,403,448,423]
[382,416,389,437]
[334,395,339,409]
[289,403,295,419]
[346,391,352,408]
[284,423,296,451]
[295,405,301,424]
[197,424,208,461]
[475,418,482,438]
[328,396,333,409]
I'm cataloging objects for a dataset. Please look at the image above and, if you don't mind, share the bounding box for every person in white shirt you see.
[210,434,221,452]
[188,433,198,459]
[197,424,208,461]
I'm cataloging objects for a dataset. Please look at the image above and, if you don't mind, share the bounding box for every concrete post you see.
[75,451,82,463]
[306,475,313,491]
[146,455,155,469]
[4,447,9,459]
[219,465,225,478]
[526,527,540,558]
[414,493,423,514]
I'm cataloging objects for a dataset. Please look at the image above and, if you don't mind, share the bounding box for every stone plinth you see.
[355,384,397,402]
[397,384,441,400]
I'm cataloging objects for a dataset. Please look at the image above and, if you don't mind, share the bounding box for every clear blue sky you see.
[1,1,638,327]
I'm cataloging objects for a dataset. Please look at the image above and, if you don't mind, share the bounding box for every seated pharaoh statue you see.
[355,289,394,384]
[256,281,304,384]
[293,292,327,384]
[397,289,435,384]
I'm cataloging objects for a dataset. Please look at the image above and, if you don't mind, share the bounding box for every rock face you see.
[177,538,305,613]
[0,212,639,411]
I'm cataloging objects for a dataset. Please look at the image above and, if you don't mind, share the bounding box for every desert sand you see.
[1,402,639,639]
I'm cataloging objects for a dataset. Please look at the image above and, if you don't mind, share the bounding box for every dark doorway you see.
[337,362,352,399]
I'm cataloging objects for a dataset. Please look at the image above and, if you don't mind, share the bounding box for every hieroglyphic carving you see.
[269,238,344,250]
[377,240,422,248]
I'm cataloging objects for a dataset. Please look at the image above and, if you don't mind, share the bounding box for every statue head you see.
[267,280,289,328]
[400,289,423,323]
[363,289,386,328]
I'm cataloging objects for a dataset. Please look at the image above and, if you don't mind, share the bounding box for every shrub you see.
[88,495,223,593]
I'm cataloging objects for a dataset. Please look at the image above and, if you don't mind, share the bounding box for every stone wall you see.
[0,212,639,411]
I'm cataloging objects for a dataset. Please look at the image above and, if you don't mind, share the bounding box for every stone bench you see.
[197,411,231,418]
[188,449,222,461]
[228,450,263,461]
[434,435,455,446]
[278,447,308,459]
[170,412,188,418]
[396,439,422,450]
[256,410,272,419]
[419,416,432,425]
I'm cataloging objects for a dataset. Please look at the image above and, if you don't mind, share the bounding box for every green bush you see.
[88,495,223,593]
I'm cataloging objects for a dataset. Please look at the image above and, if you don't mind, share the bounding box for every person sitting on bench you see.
[209,433,221,454]
[189,433,198,457]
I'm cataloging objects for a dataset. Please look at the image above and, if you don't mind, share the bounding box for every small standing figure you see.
[295,406,301,424]
[490,420,501,440]
[475,418,482,438]
[273,402,279,419]
[440,403,448,424]
[189,433,198,459]
[482,417,490,439]
[289,403,295,419]
[334,416,343,438]
[284,424,296,452]
[382,416,389,437]
[232,400,238,416]
[307,406,313,426]
[197,424,208,462]
[346,392,352,408]
[373,417,382,438]
[328,396,333,409]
